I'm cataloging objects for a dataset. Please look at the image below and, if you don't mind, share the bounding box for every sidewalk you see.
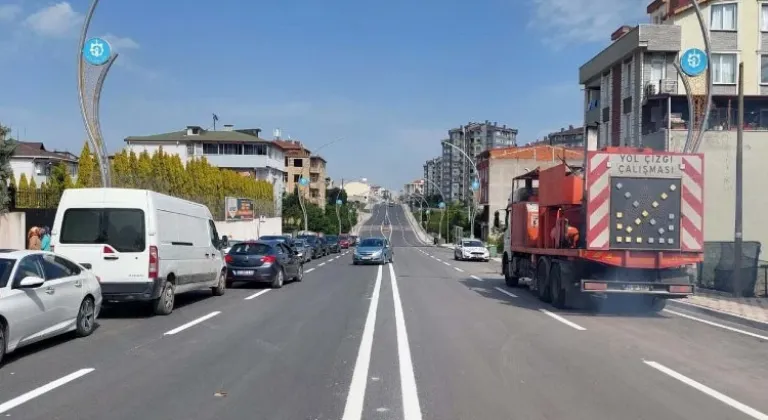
[350,211,371,236]
[669,290,768,330]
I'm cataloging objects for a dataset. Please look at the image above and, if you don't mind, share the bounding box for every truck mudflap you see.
[580,279,693,297]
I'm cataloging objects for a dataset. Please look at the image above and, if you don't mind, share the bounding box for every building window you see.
[293,174,300,183]
[622,61,632,97]
[283,173,288,182]
[761,55,768,84]
[293,158,303,167]
[710,3,737,31]
[202,143,219,155]
[285,157,289,166]
[762,4,768,31]
[712,53,737,84]
[186,144,194,156]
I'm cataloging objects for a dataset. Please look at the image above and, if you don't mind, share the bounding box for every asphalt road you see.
[1,204,767,420]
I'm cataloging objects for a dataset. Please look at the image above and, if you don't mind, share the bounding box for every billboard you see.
[225,197,255,221]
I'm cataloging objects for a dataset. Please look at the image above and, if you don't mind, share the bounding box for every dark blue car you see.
[225,240,303,289]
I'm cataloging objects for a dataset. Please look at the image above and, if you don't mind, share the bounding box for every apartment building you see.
[403,179,423,197]
[422,157,442,198]
[275,140,328,209]
[125,125,286,212]
[441,121,518,203]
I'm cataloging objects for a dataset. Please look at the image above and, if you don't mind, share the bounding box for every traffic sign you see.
[438,202,445,209]
[680,48,707,77]
[299,177,309,187]
[471,180,480,191]
[82,37,112,66]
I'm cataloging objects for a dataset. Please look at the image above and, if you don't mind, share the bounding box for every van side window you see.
[207,220,219,247]
[60,208,146,252]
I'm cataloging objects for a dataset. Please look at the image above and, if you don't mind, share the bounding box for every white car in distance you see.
[454,238,490,262]
[0,250,102,365]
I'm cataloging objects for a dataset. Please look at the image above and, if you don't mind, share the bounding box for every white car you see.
[454,238,490,262]
[0,250,102,365]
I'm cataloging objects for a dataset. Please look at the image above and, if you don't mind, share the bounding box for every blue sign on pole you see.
[680,48,708,77]
[438,202,445,209]
[336,199,342,205]
[471,180,480,191]
[82,37,112,66]
[299,177,309,187]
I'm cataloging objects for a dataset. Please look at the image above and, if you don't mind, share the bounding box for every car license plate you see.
[624,284,651,292]
[234,270,254,276]
[362,256,372,260]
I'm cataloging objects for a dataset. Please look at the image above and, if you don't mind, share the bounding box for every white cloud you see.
[23,1,82,38]
[529,0,645,48]
[0,4,22,21]
[101,33,140,50]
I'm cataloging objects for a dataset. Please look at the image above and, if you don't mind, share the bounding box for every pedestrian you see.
[27,227,41,250]
[40,226,52,251]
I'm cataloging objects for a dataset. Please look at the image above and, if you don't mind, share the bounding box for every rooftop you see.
[12,142,78,161]
[478,145,584,161]
[125,127,283,148]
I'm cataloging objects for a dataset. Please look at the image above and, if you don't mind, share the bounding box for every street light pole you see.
[733,61,744,297]
[442,140,480,239]
[424,177,447,242]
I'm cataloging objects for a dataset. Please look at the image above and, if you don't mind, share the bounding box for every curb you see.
[400,204,432,245]
[667,299,768,333]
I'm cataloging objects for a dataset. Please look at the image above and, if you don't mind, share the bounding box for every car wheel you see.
[294,264,304,282]
[212,270,226,296]
[271,269,285,289]
[153,281,175,315]
[0,322,6,365]
[75,297,96,337]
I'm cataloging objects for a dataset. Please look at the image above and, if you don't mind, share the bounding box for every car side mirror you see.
[18,276,45,288]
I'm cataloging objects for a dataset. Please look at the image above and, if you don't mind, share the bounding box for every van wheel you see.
[153,281,175,315]
[212,271,226,296]
[75,297,96,337]
[271,269,284,289]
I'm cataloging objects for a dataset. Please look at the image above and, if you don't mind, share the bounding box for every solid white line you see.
[306,267,316,273]
[539,309,586,331]
[0,368,95,414]
[388,263,423,420]
[341,265,383,420]
[471,275,483,281]
[164,311,221,335]
[453,267,464,273]
[644,360,768,420]
[664,309,768,341]
[244,289,271,300]
[494,286,518,298]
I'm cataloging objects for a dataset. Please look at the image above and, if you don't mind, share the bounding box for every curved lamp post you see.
[335,196,343,236]
[78,0,116,187]
[423,177,448,242]
[441,140,480,239]
[296,139,343,233]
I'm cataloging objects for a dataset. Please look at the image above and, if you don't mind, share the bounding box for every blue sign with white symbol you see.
[299,177,309,187]
[680,48,708,77]
[438,202,445,209]
[336,199,342,205]
[471,180,480,191]
[82,37,112,66]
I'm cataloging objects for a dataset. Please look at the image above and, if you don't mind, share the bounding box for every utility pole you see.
[733,61,744,298]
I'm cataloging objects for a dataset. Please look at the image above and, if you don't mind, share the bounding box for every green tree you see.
[135,151,153,189]
[17,174,29,207]
[0,124,17,212]
[76,141,97,188]
[326,187,347,206]
[49,161,74,195]
[111,150,131,187]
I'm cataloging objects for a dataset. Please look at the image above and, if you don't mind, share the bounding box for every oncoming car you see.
[352,237,393,265]
[454,238,490,262]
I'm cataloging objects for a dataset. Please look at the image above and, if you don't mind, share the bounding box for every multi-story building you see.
[125,124,286,213]
[10,142,78,186]
[275,140,328,208]
[579,0,768,265]
[441,121,518,203]
[422,157,442,198]
[548,125,585,148]
[403,179,423,197]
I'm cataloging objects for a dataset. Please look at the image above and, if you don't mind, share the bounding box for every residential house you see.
[10,142,78,186]
[124,125,286,214]
[276,140,328,208]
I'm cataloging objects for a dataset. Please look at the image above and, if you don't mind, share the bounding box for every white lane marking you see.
[341,265,384,420]
[0,368,95,414]
[471,275,483,281]
[388,263,423,420]
[164,311,221,335]
[435,259,442,262]
[442,262,450,266]
[306,268,316,273]
[453,267,464,273]
[244,289,271,300]
[664,309,768,341]
[494,286,517,298]
[539,309,586,331]
[644,361,768,420]
[318,262,326,267]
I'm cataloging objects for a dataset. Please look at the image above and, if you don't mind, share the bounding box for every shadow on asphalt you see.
[458,278,666,319]
[100,290,218,319]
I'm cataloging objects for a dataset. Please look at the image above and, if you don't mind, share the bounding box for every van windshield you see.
[60,208,146,252]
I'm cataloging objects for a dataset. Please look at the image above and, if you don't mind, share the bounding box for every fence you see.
[696,241,764,297]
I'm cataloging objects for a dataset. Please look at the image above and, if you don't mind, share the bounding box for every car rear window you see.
[326,236,338,242]
[229,243,271,255]
[60,208,146,252]
[0,258,14,288]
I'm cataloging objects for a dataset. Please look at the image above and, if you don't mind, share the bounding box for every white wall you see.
[126,143,188,161]
[0,212,26,249]
[215,217,282,241]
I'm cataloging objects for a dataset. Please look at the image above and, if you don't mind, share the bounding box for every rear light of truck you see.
[148,246,159,279]
[669,285,692,294]
[261,255,277,264]
[583,281,608,291]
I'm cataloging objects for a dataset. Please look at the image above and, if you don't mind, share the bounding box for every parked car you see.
[292,239,312,263]
[454,238,490,262]
[296,235,322,259]
[325,235,341,253]
[259,235,296,250]
[349,235,359,246]
[316,236,330,257]
[51,188,228,316]
[353,237,394,265]
[0,250,102,364]
[339,234,350,249]
[225,240,303,288]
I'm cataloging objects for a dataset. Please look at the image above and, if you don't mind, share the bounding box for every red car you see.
[339,235,350,249]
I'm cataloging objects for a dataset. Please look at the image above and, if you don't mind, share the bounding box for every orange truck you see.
[496,147,704,312]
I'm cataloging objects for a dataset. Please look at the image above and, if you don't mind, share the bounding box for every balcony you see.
[309,164,324,173]
[644,79,678,100]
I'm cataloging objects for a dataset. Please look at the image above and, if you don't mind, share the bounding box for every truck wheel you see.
[503,256,519,287]
[536,260,552,303]
[550,264,567,309]
[642,296,667,313]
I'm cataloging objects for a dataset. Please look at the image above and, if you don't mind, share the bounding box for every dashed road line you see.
[470,275,483,281]
[306,267,316,273]
[0,368,95,414]
[664,309,768,341]
[494,286,517,298]
[442,262,450,266]
[453,267,464,273]
[539,309,586,331]
[164,311,221,335]
[244,289,271,300]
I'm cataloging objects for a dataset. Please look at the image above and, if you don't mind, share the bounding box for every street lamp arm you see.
[441,140,479,176]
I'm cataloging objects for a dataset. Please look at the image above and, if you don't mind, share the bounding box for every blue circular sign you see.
[680,48,708,77]
[438,202,445,209]
[336,199,342,205]
[299,177,309,187]
[471,180,480,191]
[82,37,112,66]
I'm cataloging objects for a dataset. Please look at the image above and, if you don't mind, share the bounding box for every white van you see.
[50,188,227,315]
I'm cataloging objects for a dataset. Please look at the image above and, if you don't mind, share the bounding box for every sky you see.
[0,0,647,191]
